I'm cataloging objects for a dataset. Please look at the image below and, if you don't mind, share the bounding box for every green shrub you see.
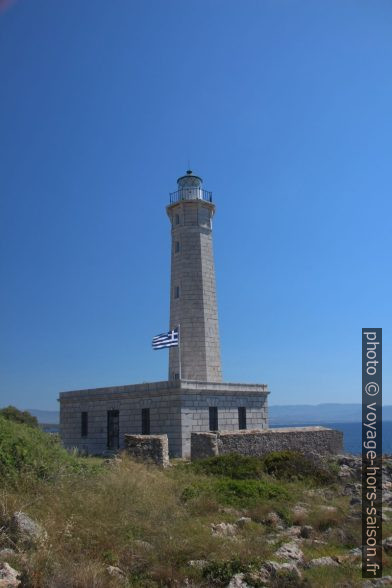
[0,415,94,484]
[202,559,248,585]
[0,405,38,428]
[182,477,289,508]
[212,478,289,507]
[191,454,264,479]
[261,451,336,485]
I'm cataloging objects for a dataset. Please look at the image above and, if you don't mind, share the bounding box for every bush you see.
[191,454,264,479]
[261,451,336,485]
[202,559,247,585]
[182,477,289,508]
[0,406,38,428]
[0,415,93,484]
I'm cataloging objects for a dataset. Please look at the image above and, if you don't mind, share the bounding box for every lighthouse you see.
[59,170,269,457]
[167,171,222,382]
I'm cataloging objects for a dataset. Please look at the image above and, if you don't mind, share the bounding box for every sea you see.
[271,421,392,455]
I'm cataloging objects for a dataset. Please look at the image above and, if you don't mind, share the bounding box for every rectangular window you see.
[107,410,119,450]
[175,241,180,253]
[81,412,88,437]
[238,407,247,430]
[209,406,218,431]
[142,408,150,435]
[175,214,180,225]
[174,286,180,299]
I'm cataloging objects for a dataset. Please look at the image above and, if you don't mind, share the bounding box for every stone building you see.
[59,171,269,457]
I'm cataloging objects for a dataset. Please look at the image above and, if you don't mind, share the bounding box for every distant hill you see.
[24,404,392,426]
[269,403,392,425]
[26,409,59,424]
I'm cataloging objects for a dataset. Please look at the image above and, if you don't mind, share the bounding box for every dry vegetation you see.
[0,415,391,587]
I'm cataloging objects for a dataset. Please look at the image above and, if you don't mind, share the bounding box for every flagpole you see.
[178,324,181,380]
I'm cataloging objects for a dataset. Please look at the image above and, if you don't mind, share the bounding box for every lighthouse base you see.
[59,379,269,458]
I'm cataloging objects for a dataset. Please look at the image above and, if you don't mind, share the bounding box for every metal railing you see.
[169,188,213,204]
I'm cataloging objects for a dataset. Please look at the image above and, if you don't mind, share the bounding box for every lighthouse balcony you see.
[169,188,213,204]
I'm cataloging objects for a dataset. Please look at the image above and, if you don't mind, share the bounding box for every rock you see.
[0,552,15,562]
[262,560,302,580]
[350,496,361,506]
[227,573,251,588]
[338,464,354,479]
[106,566,125,579]
[349,547,362,557]
[362,577,392,587]
[11,512,47,547]
[188,560,208,570]
[342,483,361,496]
[219,507,242,517]
[319,505,337,513]
[382,536,392,554]
[300,525,313,538]
[264,511,283,529]
[274,542,304,562]
[292,504,308,517]
[104,456,123,467]
[132,539,153,551]
[235,517,252,528]
[211,522,237,537]
[284,526,302,538]
[307,556,339,568]
[383,491,392,505]
[324,527,347,543]
[246,568,270,585]
[0,563,20,587]
[335,554,359,565]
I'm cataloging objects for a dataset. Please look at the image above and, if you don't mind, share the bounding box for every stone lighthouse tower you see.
[59,170,270,458]
[166,171,222,382]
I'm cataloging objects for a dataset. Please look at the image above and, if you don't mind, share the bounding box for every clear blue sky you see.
[0,0,391,410]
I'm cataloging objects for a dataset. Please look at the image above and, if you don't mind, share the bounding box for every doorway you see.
[107,410,119,450]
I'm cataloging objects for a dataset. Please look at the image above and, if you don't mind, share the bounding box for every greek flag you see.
[152,328,179,350]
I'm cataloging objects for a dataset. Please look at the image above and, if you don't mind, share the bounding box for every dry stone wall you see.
[125,434,169,467]
[191,426,343,460]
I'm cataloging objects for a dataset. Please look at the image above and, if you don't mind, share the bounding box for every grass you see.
[0,420,375,586]
[188,451,337,486]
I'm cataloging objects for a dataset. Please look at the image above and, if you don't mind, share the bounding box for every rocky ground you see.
[0,453,392,587]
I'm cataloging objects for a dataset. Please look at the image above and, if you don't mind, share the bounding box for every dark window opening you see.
[175,241,180,253]
[175,214,180,225]
[238,407,247,430]
[209,406,218,431]
[81,412,88,437]
[174,286,180,299]
[107,410,119,450]
[142,408,150,435]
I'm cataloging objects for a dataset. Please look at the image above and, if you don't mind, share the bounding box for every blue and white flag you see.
[152,328,179,350]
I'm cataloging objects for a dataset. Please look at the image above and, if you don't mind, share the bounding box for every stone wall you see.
[191,426,343,460]
[190,432,219,460]
[124,434,169,467]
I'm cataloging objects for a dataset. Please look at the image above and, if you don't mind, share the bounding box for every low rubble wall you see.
[191,427,343,460]
[124,434,169,467]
